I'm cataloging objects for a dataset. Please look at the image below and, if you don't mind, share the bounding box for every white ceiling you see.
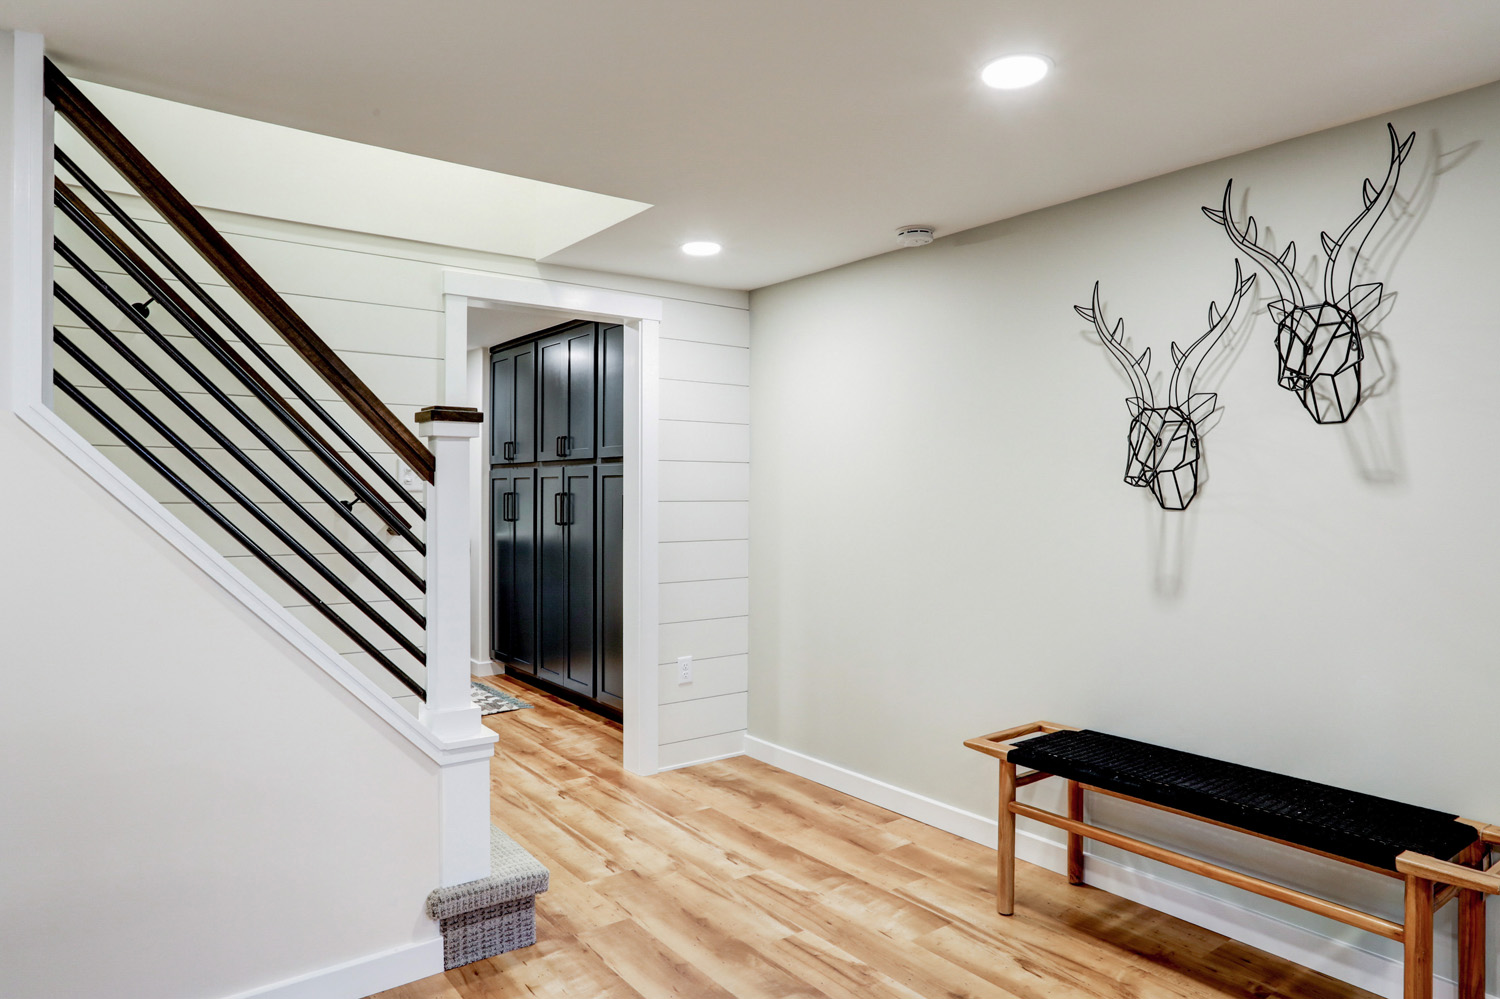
[11,0,1500,291]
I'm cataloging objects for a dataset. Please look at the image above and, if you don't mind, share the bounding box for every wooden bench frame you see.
[965,722,1500,999]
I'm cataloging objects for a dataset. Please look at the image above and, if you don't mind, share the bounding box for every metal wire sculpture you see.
[1076,262,1255,511]
[1203,124,1415,424]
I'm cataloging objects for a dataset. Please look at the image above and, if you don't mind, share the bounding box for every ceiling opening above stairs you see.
[63,80,652,261]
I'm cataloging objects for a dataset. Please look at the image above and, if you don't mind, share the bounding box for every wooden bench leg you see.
[1405,875,1434,999]
[1067,780,1085,885]
[997,761,1016,915]
[1460,886,1486,999]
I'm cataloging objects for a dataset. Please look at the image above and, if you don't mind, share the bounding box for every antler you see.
[1168,260,1256,411]
[1076,282,1153,410]
[1203,182,1302,310]
[1323,122,1415,304]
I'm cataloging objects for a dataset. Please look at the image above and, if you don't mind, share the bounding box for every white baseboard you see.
[221,936,443,999]
[743,735,1487,999]
[658,730,746,771]
[658,747,745,771]
[471,657,501,677]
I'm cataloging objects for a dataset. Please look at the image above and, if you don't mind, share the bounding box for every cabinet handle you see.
[503,440,515,461]
[504,491,519,522]
[554,492,565,526]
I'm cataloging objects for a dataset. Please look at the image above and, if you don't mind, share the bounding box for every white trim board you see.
[743,735,1490,999]
[220,936,442,999]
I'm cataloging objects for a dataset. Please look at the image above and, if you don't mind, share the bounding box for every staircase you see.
[45,60,446,708]
[35,37,513,911]
[2,40,549,997]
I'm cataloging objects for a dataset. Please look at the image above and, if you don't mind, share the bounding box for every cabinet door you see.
[538,324,596,460]
[598,324,624,459]
[537,465,596,696]
[490,468,537,673]
[489,343,535,464]
[597,464,624,709]
[562,465,597,695]
[536,466,568,687]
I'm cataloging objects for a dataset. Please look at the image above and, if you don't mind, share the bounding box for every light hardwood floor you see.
[373,677,1377,999]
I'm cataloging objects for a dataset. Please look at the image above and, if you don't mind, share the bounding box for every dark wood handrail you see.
[43,58,436,484]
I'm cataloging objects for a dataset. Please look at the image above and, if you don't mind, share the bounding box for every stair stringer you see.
[15,397,498,766]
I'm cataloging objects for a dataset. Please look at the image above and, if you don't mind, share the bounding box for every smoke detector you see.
[896,225,935,248]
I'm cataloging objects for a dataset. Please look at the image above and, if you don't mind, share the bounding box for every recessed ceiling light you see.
[681,241,722,256]
[981,54,1051,90]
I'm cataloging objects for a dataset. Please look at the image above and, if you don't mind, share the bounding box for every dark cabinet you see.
[538,324,596,461]
[490,343,535,464]
[597,464,624,709]
[598,324,624,460]
[490,467,537,672]
[490,321,622,719]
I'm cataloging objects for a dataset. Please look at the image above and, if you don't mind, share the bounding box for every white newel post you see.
[416,406,496,887]
[1,30,48,417]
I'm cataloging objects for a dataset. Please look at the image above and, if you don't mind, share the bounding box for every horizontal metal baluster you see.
[54,170,419,538]
[55,325,425,628]
[54,147,426,518]
[52,190,427,554]
[53,372,425,698]
[52,337,427,664]
[51,256,426,589]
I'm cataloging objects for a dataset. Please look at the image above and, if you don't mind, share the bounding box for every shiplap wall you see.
[52,173,753,751]
[656,299,750,768]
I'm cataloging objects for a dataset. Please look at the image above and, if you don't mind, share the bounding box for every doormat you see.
[472,681,533,716]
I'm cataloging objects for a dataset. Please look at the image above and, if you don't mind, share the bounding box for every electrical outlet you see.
[677,656,693,684]
[397,460,422,494]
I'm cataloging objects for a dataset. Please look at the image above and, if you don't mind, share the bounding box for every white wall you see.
[656,298,751,768]
[0,414,442,999]
[748,79,1500,994]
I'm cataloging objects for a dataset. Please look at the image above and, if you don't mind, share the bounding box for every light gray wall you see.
[748,79,1500,978]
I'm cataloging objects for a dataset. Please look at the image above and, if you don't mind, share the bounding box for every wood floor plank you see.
[762,931,932,999]
[369,675,1381,999]
[579,918,740,999]
[731,868,1023,999]
[591,868,836,999]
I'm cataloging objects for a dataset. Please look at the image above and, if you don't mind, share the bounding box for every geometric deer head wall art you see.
[1075,262,1256,511]
[1203,123,1415,424]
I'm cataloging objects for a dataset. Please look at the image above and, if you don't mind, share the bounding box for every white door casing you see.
[443,271,661,776]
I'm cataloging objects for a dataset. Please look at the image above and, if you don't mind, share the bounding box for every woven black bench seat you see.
[1005,728,1480,871]
[965,721,1500,999]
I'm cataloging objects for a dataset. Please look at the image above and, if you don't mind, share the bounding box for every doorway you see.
[443,271,662,775]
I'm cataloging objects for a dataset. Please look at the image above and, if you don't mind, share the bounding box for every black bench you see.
[966,722,1500,999]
